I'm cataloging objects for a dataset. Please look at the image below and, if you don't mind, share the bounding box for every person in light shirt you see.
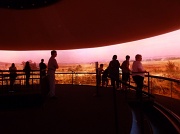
[132,54,147,99]
[47,50,59,99]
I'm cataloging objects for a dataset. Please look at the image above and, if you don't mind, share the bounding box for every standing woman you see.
[132,54,147,99]
[9,63,17,89]
[23,61,31,87]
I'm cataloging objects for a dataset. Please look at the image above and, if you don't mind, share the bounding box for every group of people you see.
[96,54,147,98]
[9,61,32,89]
[8,50,59,99]
[8,51,146,99]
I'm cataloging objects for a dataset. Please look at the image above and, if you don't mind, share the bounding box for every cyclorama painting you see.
[0,29,180,99]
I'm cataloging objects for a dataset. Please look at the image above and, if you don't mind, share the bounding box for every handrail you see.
[0,70,180,99]
[153,102,180,133]
[147,74,180,83]
[120,79,155,99]
[0,69,179,82]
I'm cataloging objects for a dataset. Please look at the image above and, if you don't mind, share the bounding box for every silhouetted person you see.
[39,59,47,80]
[47,50,59,99]
[102,67,109,87]
[9,63,17,89]
[121,55,131,91]
[96,64,104,87]
[108,55,121,90]
[132,54,147,99]
[23,61,31,87]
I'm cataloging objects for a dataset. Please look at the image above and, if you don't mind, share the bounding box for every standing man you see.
[121,55,131,91]
[23,61,31,87]
[108,55,121,90]
[39,59,47,81]
[47,50,59,98]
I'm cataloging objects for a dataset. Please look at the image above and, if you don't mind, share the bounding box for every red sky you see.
[0,29,180,64]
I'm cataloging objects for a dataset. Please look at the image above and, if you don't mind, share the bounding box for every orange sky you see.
[0,29,180,64]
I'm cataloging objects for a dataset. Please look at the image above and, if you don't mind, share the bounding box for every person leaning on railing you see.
[132,54,147,99]
[9,63,17,89]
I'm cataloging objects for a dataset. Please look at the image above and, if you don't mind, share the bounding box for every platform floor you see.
[0,85,132,134]
[0,84,179,134]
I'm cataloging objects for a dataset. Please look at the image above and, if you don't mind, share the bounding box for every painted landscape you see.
[1,29,180,99]
[0,56,180,100]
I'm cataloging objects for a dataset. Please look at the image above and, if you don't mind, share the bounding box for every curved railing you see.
[146,74,180,100]
[0,70,180,100]
[153,102,180,133]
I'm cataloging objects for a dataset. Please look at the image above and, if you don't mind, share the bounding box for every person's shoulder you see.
[121,61,125,65]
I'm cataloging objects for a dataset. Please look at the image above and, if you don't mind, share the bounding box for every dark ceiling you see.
[0,0,180,50]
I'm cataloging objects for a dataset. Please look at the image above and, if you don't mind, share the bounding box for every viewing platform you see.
[0,84,179,134]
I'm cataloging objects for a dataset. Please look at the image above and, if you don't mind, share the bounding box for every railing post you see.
[112,85,119,134]
[150,77,152,94]
[32,71,33,89]
[71,71,73,85]
[170,81,172,98]
[147,72,150,99]
[2,71,4,89]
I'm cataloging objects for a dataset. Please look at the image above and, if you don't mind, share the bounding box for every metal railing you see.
[0,70,40,90]
[0,70,180,100]
[1,69,179,133]
[147,75,180,99]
